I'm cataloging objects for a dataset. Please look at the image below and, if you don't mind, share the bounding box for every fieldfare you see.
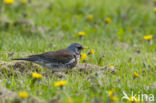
[12,43,87,72]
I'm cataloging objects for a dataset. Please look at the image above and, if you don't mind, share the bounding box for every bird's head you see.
[66,43,88,56]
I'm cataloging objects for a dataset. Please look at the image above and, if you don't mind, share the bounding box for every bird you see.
[12,43,87,72]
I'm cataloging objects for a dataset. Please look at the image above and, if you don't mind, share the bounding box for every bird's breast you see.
[43,57,77,72]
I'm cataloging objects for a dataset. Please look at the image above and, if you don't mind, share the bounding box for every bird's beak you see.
[82,46,88,50]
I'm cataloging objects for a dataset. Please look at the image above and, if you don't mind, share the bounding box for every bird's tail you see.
[11,58,35,61]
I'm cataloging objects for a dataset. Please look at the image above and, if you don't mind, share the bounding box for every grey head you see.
[66,43,84,56]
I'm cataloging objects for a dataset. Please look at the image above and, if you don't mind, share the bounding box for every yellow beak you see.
[82,46,88,50]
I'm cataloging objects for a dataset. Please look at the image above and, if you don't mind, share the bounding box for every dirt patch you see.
[0,86,45,103]
[0,60,116,77]
[0,60,41,77]
[0,86,17,102]
[0,60,103,72]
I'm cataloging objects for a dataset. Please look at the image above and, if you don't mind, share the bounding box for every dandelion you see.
[32,73,43,79]
[144,35,152,40]
[87,14,93,20]
[90,49,95,54]
[105,17,111,24]
[108,89,118,101]
[81,53,87,61]
[108,88,115,96]
[88,49,95,55]
[78,32,85,37]
[134,72,140,78]
[110,96,118,101]
[153,8,156,12]
[21,0,27,4]
[129,96,139,102]
[54,80,67,87]
[109,65,115,70]
[3,0,14,4]
[18,92,29,99]
[66,98,74,103]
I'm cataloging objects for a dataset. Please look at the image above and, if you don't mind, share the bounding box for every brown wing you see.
[28,49,74,64]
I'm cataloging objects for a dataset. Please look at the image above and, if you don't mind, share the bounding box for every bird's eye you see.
[78,47,82,50]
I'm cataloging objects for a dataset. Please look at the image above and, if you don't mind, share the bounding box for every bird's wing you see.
[28,49,75,64]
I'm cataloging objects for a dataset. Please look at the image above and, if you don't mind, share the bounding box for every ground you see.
[0,0,156,103]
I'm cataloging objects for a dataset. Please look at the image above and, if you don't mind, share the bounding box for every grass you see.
[0,0,156,102]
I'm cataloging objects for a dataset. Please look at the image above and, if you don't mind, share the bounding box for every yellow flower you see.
[81,53,87,61]
[90,49,95,54]
[66,98,74,103]
[21,0,27,4]
[154,8,156,12]
[18,92,29,99]
[32,73,43,79]
[134,72,140,77]
[78,32,85,37]
[109,65,115,70]
[87,14,93,20]
[3,0,14,4]
[110,96,118,101]
[105,17,111,24]
[129,96,139,102]
[54,80,67,87]
[108,89,118,101]
[144,35,152,40]
[108,88,115,96]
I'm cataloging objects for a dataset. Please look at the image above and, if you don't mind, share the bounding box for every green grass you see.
[0,0,156,102]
